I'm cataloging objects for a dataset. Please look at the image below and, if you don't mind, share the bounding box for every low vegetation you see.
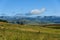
[0,22,60,40]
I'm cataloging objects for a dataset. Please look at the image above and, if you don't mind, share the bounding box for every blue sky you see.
[0,0,60,16]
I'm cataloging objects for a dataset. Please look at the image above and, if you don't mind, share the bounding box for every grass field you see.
[0,22,60,40]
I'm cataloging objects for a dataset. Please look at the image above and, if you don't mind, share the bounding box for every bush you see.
[0,19,8,23]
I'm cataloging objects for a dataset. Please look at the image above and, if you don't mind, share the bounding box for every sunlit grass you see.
[0,22,60,40]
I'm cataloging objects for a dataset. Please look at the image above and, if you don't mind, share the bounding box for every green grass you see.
[0,22,60,40]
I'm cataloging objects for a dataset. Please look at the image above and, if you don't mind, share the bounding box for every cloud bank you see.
[30,8,46,14]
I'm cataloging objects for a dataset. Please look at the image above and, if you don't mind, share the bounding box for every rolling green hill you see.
[0,22,60,40]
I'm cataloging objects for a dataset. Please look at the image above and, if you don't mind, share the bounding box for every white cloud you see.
[30,8,46,14]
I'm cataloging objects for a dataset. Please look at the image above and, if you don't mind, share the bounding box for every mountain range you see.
[0,16,60,25]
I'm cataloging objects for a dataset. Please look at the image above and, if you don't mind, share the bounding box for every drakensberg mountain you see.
[0,16,60,24]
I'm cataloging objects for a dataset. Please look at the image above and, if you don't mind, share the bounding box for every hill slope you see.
[0,22,60,40]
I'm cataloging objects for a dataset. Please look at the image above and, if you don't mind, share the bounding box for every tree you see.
[16,20,24,25]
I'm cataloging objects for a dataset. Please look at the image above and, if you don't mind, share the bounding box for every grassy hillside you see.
[0,22,60,40]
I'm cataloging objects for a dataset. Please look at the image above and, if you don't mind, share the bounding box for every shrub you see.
[0,19,8,23]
